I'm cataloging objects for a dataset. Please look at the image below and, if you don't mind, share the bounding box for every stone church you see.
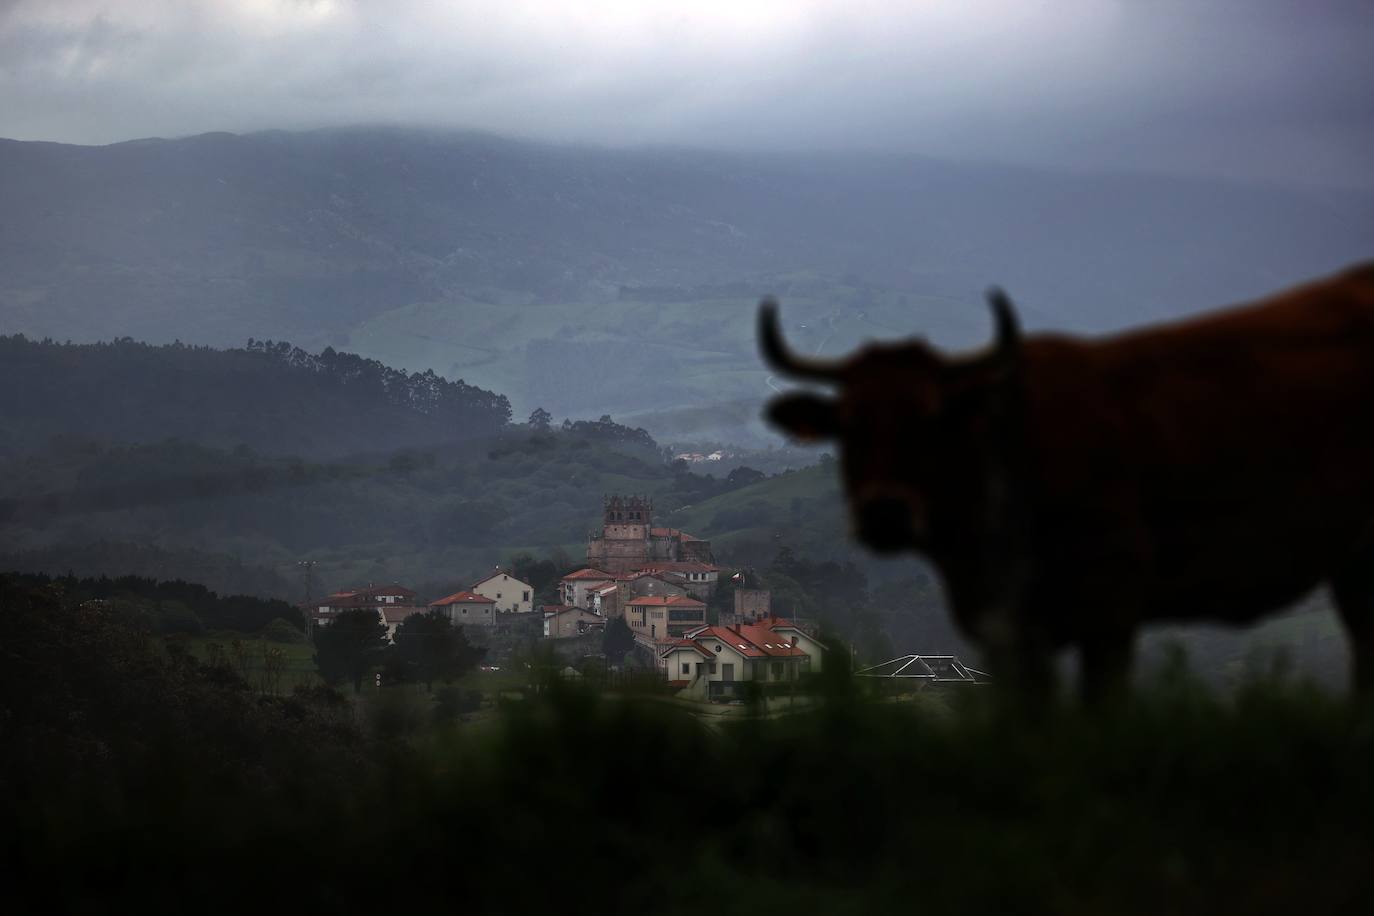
[586,495,714,574]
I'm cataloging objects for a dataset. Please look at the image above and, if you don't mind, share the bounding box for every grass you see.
[181,632,322,693]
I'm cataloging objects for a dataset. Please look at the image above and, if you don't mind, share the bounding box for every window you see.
[681,663,690,675]
[461,608,467,615]
[523,591,530,602]
[708,662,717,674]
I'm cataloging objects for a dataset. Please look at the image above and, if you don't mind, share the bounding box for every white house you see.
[659,621,820,698]
[559,568,615,608]
[471,570,535,614]
[765,620,826,674]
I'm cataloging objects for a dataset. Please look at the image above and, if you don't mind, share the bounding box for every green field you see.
[183,634,321,693]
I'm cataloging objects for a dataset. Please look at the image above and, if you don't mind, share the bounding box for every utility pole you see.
[297,560,317,606]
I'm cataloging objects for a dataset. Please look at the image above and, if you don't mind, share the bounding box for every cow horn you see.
[985,287,1021,366]
[758,297,846,381]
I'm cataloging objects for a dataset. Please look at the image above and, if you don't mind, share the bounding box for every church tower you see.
[588,495,654,573]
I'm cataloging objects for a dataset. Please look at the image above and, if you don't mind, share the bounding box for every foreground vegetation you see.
[3,574,1371,914]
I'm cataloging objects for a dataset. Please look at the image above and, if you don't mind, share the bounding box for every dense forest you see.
[0,334,830,593]
[0,334,511,458]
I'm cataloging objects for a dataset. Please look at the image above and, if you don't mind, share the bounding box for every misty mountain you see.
[4,127,1373,427]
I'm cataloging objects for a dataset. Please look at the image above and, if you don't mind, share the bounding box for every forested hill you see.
[0,334,511,458]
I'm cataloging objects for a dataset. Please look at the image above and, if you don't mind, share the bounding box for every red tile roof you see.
[549,606,600,618]
[689,626,763,658]
[633,561,718,574]
[658,639,713,659]
[626,595,705,608]
[321,584,417,607]
[430,590,496,606]
[560,568,615,581]
[650,527,703,542]
[687,625,806,659]
[758,617,825,646]
[625,570,689,586]
[737,624,807,657]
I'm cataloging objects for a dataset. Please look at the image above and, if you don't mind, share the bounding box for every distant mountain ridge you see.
[4,127,1373,425]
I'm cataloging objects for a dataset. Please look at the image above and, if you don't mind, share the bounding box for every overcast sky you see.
[2,0,1372,188]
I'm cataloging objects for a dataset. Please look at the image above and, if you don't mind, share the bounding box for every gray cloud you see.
[1,0,1372,187]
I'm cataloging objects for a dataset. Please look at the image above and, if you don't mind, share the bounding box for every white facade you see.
[472,572,534,614]
[561,571,614,608]
[771,625,825,674]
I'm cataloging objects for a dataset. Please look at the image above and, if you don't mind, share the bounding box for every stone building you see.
[585,495,714,574]
[721,588,771,627]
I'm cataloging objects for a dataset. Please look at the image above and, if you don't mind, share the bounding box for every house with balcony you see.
[559,568,616,608]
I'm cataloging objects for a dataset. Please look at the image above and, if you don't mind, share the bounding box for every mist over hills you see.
[4,126,1373,435]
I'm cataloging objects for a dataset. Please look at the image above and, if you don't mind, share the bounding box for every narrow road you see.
[764,312,839,393]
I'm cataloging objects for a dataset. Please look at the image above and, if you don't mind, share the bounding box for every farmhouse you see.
[470,569,534,614]
[309,583,418,630]
[429,590,497,628]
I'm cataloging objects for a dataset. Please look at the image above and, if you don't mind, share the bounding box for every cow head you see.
[759,291,1026,561]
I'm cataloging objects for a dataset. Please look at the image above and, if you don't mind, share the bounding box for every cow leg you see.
[1079,626,1134,705]
[1331,571,1374,694]
[987,625,1057,711]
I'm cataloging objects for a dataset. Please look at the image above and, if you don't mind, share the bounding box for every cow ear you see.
[767,393,839,442]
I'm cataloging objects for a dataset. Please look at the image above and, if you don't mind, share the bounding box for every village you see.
[306,494,988,700]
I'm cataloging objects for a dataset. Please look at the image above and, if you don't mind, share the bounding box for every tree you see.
[726,466,766,488]
[313,608,389,693]
[527,407,553,431]
[602,617,635,667]
[510,552,562,603]
[389,609,486,691]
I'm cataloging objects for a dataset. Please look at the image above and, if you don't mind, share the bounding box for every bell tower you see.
[604,494,652,532]
[589,495,654,573]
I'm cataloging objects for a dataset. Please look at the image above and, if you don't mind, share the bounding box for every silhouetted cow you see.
[761,263,1374,699]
